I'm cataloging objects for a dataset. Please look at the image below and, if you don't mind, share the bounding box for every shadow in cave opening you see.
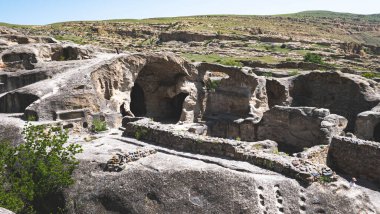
[374,123,380,142]
[129,83,189,124]
[130,83,147,117]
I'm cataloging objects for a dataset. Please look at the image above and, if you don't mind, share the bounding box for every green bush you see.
[92,119,107,132]
[206,79,221,91]
[304,53,323,64]
[0,124,82,213]
[134,127,148,140]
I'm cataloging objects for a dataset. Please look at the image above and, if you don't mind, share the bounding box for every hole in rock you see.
[374,123,380,142]
[0,92,39,113]
[168,92,188,123]
[130,83,147,117]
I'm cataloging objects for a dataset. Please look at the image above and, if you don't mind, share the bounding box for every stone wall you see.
[328,136,380,184]
[257,106,347,152]
[123,118,332,184]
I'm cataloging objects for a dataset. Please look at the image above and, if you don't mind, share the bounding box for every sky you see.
[0,0,380,25]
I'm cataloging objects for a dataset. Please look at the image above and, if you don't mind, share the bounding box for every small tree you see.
[304,53,323,64]
[0,123,82,213]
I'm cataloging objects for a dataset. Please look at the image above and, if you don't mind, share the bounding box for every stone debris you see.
[105,147,157,172]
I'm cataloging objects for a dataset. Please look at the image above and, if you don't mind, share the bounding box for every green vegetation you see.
[54,35,87,45]
[0,124,82,213]
[262,72,273,77]
[206,79,221,91]
[181,53,243,67]
[250,43,291,54]
[235,137,241,141]
[26,115,37,122]
[288,70,300,76]
[280,10,380,22]
[303,53,324,64]
[134,127,148,140]
[318,175,333,184]
[361,72,380,79]
[92,119,107,132]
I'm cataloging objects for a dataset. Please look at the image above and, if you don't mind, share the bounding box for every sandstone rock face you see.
[0,116,24,146]
[328,136,380,184]
[0,207,15,214]
[159,31,240,43]
[355,111,380,142]
[289,71,380,131]
[197,63,269,122]
[0,33,200,125]
[63,133,376,214]
[257,106,347,151]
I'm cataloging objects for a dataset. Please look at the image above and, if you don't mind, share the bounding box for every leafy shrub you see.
[134,127,148,140]
[304,53,323,64]
[92,119,107,132]
[0,124,82,213]
[206,79,221,91]
[318,175,333,184]
[26,115,37,122]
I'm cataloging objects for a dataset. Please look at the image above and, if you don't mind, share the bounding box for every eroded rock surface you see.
[1,27,380,213]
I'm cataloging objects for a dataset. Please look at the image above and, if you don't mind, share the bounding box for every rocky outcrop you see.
[257,106,347,152]
[355,110,380,142]
[289,71,380,131]
[197,63,269,122]
[328,136,380,184]
[0,116,24,146]
[0,207,15,214]
[159,31,241,43]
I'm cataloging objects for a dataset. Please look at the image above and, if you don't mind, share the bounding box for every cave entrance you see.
[130,83,147,117]
[374,123,380,142]
[168,92,188,123]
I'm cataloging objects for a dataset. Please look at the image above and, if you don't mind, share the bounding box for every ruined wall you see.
[328,137,380,184]
[197,63,268,122]
[123,118,332,184]
[289,72,380,131]
[257,106,347,152]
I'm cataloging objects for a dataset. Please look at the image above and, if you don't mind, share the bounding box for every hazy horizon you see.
[1,0,379,25]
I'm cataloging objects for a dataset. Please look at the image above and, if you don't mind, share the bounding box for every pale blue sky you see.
[1,0,379,25]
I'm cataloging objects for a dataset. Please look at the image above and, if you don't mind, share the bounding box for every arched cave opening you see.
[130,83,147,117]
[0,92,39,113]
[374,123,380,142]
[168,92,188,123]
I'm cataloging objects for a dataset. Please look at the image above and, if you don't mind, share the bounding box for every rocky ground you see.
[1,11,380,213]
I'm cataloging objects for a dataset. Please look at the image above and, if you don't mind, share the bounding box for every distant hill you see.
[2,10,380,46]
[281,10,380,22]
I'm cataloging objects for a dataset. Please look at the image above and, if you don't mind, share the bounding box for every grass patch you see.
[362,72,380,79]
[181,54,243,67]
[54,35,87,45]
